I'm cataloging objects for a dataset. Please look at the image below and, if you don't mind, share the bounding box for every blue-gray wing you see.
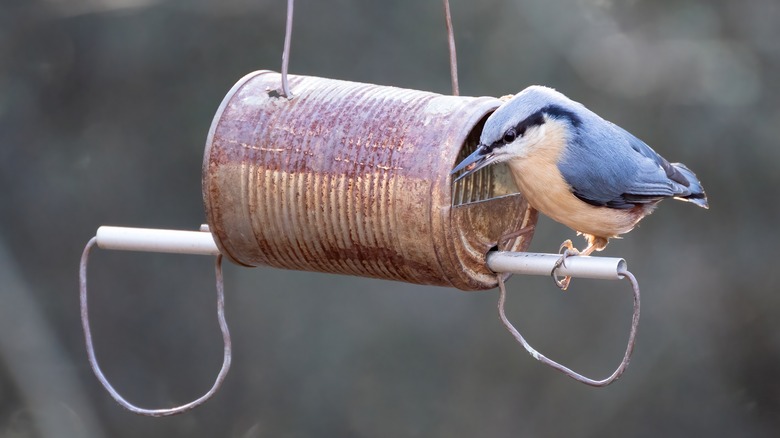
[559,123,693,209]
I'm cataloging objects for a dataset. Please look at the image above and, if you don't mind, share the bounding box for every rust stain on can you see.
[203,71,536,290]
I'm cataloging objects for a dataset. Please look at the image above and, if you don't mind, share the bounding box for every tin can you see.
[203,71,536,290]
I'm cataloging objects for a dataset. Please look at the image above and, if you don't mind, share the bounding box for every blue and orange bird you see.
[452,86,708,287]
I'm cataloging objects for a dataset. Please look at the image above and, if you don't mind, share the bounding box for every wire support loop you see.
[79,236,232,416]
[496,266,640,387]
[442,0,459,96]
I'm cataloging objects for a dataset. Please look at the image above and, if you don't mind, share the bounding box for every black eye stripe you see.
[540,104,582,127]
[512,111,546,137]
[487,103,579,151]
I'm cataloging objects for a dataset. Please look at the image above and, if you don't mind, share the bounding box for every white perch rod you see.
[487,251,626,281]
[95,227,627,280]
[96,226,220,256]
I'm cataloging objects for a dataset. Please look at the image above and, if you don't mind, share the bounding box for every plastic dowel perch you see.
[91,228,629,281]
[487,251,626,280]
[91,228,631,281]
[95,226,220,256]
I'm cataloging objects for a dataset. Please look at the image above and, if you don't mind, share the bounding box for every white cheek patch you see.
[524,126,547,149]
[503,126,545,159]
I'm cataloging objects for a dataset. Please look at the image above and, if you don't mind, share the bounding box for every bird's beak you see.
[450,144,494,182]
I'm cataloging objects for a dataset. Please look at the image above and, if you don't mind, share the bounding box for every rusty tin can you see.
[203,71,536,290]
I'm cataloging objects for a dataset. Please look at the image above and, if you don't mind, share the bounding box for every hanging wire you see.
[79,237,232,416]
[442,0,459,96]
[280,0,295,98]
[496,266,641,387]
[280,0,457,97]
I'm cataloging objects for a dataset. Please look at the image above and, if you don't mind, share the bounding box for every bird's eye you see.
[503,129,517,143]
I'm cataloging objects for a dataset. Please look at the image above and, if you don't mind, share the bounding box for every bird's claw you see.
[551,240,581,290]
[557,239,580,268]
[553,274,571,290]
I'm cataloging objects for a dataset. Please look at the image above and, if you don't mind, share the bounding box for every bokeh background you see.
[1,0,778,436]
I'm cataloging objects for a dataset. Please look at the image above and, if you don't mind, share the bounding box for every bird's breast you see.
[506,135,647,238]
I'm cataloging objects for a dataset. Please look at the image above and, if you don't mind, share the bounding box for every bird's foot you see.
[551,239,581,290]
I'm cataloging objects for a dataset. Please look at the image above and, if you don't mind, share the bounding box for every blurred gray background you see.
[1,0,778,436]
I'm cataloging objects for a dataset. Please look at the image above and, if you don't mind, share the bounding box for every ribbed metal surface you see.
[203,71,536,290]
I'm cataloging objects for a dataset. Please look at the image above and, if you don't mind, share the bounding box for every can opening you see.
[450,114,519,206]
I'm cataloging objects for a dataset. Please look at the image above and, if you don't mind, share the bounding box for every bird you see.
[451,86,708,288]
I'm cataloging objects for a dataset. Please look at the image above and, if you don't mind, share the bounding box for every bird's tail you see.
[672,163,708,209]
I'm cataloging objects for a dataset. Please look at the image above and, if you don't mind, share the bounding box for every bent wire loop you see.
[495,261,641,387]
[79,236,232,416]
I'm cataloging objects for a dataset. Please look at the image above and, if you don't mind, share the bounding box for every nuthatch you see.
[452,86,708,287]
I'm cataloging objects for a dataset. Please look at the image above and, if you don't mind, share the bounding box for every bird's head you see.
[451,86,585,181]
